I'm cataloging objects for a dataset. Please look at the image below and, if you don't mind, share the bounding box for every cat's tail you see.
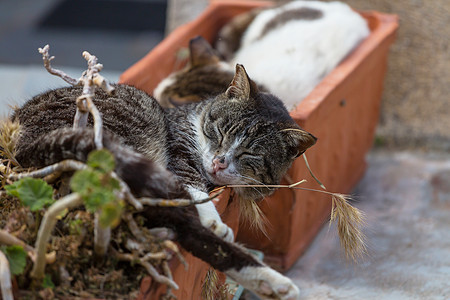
[15,128,189,199]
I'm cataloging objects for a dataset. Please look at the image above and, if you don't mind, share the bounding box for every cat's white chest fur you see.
[232,1,370,111]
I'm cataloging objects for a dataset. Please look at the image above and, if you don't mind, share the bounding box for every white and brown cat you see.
[155,0,370,111]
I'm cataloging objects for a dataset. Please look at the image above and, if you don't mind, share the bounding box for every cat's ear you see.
[282,128,317,158]
[189,36,220,67]
[226,64,259,100]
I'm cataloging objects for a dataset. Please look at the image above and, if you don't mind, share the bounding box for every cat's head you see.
[153,36,234,108]
[199,64,317,201]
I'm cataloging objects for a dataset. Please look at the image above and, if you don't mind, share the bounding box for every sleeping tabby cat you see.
[11,64,316,299]
[155,1,369,110]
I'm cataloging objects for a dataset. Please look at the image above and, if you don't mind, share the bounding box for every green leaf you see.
[99,201,124,228]
[5,177,54,211]
[84,189,116,212]
[70,169,101,195]
[70,169,119,212]
[68,219,83,235]
[1,245,27,275]
[42,273,55,289]
[87,149,115,173]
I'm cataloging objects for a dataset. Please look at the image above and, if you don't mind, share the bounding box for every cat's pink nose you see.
[212,156,228,173]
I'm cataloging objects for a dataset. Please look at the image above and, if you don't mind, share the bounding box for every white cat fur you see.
[232,1,370,111]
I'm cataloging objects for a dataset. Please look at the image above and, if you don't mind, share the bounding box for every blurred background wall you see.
[167,0,450,151]
[326,0,449,151]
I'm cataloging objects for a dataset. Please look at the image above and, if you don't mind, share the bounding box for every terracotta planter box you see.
[120,0,398,298]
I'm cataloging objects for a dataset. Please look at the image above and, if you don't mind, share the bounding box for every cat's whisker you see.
[234,175,266,199]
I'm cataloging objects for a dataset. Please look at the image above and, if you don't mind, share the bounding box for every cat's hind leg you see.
[143,206,300,300]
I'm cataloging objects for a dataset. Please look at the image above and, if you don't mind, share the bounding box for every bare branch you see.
[38,45,79,86]
[8,159,87,181]
[73,97,89,129]
[163,240,187,270]
[94,212,111,257]
[86,97,103,149]
[123,213,146,243]
[140,260,179,290]
[72,49,115,149]
[0,250,13,300]
[161,261,176,300]
[31,193,83,279]
[139,189,223,207]
[114,251,179,290]
[0,229,34,253]
[0,230,55,265]
[141,251,168,261]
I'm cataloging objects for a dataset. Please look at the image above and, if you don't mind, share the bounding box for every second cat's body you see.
[222,1,370,110]
[155,1,369,111]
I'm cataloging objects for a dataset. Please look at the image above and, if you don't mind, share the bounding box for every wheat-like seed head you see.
[0,119,21,167]
[226,180,368,262]
[330,193,367,262]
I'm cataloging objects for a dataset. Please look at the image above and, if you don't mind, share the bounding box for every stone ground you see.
[1,0,449,299]
[288,151,450,300]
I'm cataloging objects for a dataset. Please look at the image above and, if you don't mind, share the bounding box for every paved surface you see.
[288,150,450,300]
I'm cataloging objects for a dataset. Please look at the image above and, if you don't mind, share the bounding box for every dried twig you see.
[122,213,147,243]
[38,45,79,86]
[31,193,83,279]
[8,159,87,181]
[70,51,116,253]
[330,194,367,261]
[114,251,179,290]
[141,251,167,261]
[302,154,326,190]
[161,261,176,300]
[32,45,187,294]
[139,189,223,207]
[222,181,367,262]
[0,230,55,264]
[94,212,111,257]
[0,250,13,300]
[163,240,187,270]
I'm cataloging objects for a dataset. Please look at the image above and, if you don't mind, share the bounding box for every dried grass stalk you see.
[0,120,21,167]
[302,154,326,190]
[330,193,367,261]
[225,182,368,262]
[201,268,229,300]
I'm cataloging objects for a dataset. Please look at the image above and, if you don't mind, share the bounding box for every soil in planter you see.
[0,191,150,299]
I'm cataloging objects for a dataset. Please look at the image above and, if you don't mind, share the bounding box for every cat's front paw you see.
[206,219,234,242]
[228,266,300,300]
